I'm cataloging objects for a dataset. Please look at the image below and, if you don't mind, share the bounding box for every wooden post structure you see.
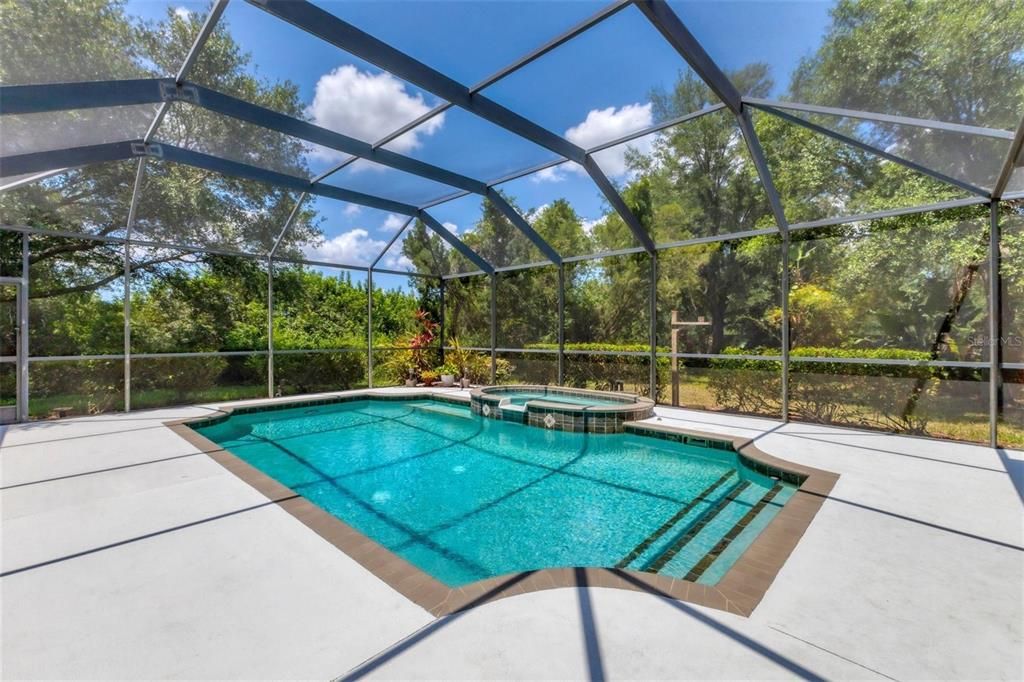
[670,310,711,405]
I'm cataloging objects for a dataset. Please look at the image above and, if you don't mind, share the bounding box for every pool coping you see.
[166,389,838,618]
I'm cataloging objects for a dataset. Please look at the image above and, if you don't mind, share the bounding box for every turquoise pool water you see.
[196,399,795,586]
[501,391,625,407]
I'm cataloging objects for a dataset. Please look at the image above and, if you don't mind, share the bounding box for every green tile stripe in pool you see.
[194,398,797,587]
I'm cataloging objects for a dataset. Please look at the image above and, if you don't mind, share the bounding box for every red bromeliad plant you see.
[409,310,439,378]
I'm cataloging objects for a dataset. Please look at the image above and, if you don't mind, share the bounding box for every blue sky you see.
[127,0,834,288]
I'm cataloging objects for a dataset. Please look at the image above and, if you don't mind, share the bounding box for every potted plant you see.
[437,361,459,387]
[420,370,439,386]
[404,366,418,387]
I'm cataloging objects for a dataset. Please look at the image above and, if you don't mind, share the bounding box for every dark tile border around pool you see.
[166,389,838,618]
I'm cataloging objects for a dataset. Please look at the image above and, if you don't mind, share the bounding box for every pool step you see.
[616,470,738,570]
[643,480,752,573]
[685,482,786,583]
[410,404,474,420]
[645,481,787,581]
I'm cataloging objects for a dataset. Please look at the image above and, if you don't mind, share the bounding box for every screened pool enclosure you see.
[1,0,1022,447]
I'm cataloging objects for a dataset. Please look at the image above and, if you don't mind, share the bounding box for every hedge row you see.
[525,343,969,379]
[712,346,966,380]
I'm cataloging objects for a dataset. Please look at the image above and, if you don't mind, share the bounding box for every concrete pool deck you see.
[1,387,1021,680]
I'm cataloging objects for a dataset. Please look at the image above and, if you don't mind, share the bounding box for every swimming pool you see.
[194,397,798,588]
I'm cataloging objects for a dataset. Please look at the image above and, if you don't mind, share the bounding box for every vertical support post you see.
[670,312,679,405]
[989,201,1001,447]
[267,256,274,398]
[438,277,445,365]
[17,233,29,422]
[557,263,565,386]
[649,252,658,400]
[781,232,791,422]
[489,272,497,384]
[737,105,791,421]
[123,157,146,413]
[367,269,374,388]
[123,239,132,412]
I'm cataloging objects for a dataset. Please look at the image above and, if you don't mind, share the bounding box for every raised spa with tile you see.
[470,384,655,433]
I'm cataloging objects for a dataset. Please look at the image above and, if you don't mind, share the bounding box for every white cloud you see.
[532,103,655,183]
[173,7,192,20]
[307,65,445,164]
[566,103,653,150]
[382,253,414,271]
[589,134,656,179]
[442,221,458,235]
[525,203,550,223]
[530,166,567,184]
[382,213,406,233]
[581,217,605,236]
[571,104,654,178]
[343,203,361,216]
[303,229,385,267]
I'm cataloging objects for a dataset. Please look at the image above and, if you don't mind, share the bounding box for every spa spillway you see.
[470,385,655,433]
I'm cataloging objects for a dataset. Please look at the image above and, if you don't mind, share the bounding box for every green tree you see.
[619,68,780,352]
[0,1,319,302]
[791,0,1024,129]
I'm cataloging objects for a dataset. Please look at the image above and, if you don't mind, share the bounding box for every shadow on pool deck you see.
[0,494,300,578]
[334,566,830,682]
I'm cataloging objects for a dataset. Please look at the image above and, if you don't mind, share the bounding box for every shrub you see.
[273,351,365,395]
[705,346,981,433]
[445,338,493,384]
[376,347,416,385]
[29,360,123,416]
[525,343,670,397]
[131,355,228,402]
[494,358,513,384]
[374,310,442,385]
[495,353,557,385]
[409,310,439,376]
